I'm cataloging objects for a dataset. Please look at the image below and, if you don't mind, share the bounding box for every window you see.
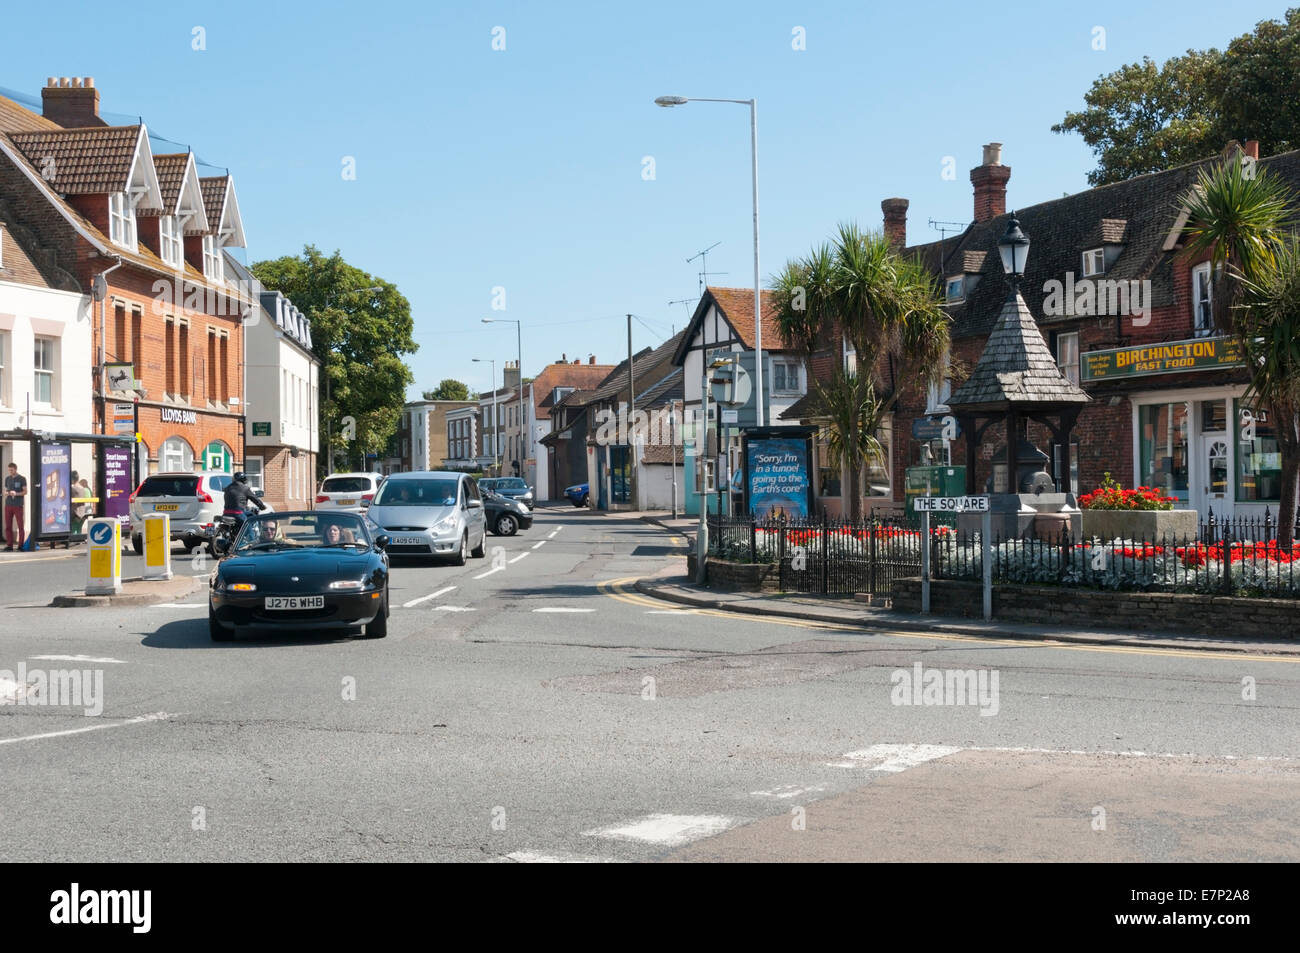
[1055,331,1080,386]
[207,330,217,403]
[218,332,229,403]
[944,276,964,302]
[161,436,194,472]
[1082,248,1105,277]
[843,334,857,376]
[1236,401,1280,502]
[159,215,182,268]
[131,308,143,370]
[109,192,136,249]
[202,236,221,280]
[1051,441,1080,494]
[164,317,176,397]
[33,336,55,405]
[1138,403,1190,507]
[771,360,803,394]
[865,416,892,497]
[1192,262,1214,336]
[114,304,127,362]
[927,348,953,413]
[178,319,190,400]
[0,332,7,406]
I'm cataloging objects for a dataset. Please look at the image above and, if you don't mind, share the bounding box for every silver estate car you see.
[366,471,488,564]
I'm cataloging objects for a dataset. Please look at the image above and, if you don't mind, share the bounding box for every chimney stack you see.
[589,355,596,364]
[970,143,1011,223]
[881,198,909,250]
[1245,140,1260,160]
[503,361,520,391]
[41,76,104,129]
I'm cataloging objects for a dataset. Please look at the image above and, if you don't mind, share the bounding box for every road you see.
[0,504,1297,862]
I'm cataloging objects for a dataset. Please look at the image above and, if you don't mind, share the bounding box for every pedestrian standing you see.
[4,462,27,551]
[71,476,93,534]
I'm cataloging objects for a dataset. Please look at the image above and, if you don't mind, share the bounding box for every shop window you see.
[161,436,194,473]
[1200,399,1227,432]
[1235,401,1281,502]
[1138,403,1190,506]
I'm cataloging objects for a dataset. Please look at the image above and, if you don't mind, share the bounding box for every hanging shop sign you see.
[1081,336,1244,382]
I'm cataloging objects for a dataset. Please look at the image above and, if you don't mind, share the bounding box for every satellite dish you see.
[92,274,107,302]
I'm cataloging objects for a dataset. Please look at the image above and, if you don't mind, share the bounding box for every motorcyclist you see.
[221,472,266,537]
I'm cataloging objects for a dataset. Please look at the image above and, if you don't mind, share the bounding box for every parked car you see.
[484,490,533,536]
[208,510,390,641]
[564,483,589,507]
[366,471,488,564]
[315,472,386,514]
[129,471,237,554]
[479,476,534,510]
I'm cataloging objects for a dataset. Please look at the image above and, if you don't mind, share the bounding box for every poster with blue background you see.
[747,436,812,518]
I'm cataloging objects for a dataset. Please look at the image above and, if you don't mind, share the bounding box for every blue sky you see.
[3,0,1288,398]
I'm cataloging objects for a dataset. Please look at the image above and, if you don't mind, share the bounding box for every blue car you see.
[564,483,589,507]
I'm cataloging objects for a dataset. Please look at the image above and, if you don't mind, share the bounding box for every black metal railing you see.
[707,511,1300,599]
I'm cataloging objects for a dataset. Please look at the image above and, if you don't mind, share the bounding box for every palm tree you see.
[1179,157,1299,541]
[772,224,949,520]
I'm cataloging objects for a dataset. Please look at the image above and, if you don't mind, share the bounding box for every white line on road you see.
[0,711,175,747]
[548,529,559,539]
[532,607,594,613]
[750,784,827,799]
[508,552,530,564]
[403,585,456,608]
[434,605,475,612]
[583,814,738,847]
[531,540,546,550]
[829,744,964,772]
[29,655,127,664]
[473,566,504,580]
[505,850,622,864]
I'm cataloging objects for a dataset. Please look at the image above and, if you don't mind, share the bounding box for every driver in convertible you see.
[256,518,280,544]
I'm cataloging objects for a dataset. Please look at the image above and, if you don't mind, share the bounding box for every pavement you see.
[50,572,205,607]
[614,509,1300,657]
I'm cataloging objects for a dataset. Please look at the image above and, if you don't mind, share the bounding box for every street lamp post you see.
[472,357,499,474]
[655,94,764,428]
[481,318,523,477]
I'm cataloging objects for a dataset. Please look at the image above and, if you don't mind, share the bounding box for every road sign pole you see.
[982,508,992,621]
[921,509,931,614]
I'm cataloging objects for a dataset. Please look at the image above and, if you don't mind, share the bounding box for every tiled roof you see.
[586,331,685,406]
[705,286,782,350]
[636,366,683,406]
[640,443,684,464]
[200,175,227,228]
[531,361,617,413]
[778,390,825,421]
[905,149,1300,340]
[150,153,188,215]
[946,291,1090,410]
[961,250,986,273]
[0,94,59,133]
[7,125,141,194]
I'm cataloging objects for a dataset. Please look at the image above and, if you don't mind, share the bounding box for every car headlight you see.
[432,514,458,533]
[328,580,366,590]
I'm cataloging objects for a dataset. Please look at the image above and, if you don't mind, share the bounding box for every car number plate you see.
[392,536,424,546]
[264,596,325,610]
[337,499,356,506]
[154,504,179,511]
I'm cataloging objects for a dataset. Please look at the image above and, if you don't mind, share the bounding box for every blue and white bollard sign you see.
[85,518,122,595]
[142,513,173,581]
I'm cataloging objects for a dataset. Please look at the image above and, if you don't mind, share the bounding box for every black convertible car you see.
[208,511,390,641]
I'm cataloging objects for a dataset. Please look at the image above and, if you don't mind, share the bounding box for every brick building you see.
[0,79,251,487]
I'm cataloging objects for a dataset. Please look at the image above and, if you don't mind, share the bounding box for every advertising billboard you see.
[742,427,815,519]
[39,441,71,535]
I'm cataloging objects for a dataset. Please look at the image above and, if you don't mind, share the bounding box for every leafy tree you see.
[251,246,417,477]
[1178,160,1299,541]
[1055,10,1300,186]
[423,379,471,401]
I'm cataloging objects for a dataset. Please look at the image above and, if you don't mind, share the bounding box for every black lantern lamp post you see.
[997,214,1030,294]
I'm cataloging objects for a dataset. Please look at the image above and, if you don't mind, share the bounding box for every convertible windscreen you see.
[374,480,458,506]
[233,513,370,551]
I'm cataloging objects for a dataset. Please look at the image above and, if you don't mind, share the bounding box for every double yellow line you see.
[597,576,1300,665]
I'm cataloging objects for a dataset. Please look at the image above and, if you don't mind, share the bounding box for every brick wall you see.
[702,556,782,593]
[257,445,317,511]
[892,577,1300,638]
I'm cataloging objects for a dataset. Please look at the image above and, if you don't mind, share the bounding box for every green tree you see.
[251,246,417,477]
[772,225,949,519]
[1054,10,1300,186]
[1178,160,1299,541]
[423,379,471,401]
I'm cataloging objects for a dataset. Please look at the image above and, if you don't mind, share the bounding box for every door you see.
[1194,399,1233,521]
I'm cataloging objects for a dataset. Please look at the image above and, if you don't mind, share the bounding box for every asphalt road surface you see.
[1,504,1296,862]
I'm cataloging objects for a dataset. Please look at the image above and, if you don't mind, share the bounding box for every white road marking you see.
[0,678,25,703]
[532,607,594,613]
[831,744,964,773]
[531,540,546,550]
[508,552,530,564]
[434,605,475,612]
[583,813,738,847]
[29,655,126,664]
[750,784,827,799]
[403,585,456,608]
[505,850,622,864]
[473,566,504,580]
[0,711,175,747]
[547,529,559,539]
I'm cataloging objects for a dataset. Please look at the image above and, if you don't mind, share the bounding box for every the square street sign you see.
[913,495,989,512]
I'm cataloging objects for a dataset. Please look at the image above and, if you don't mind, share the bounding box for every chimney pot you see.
[59,77,70,87]
[42,76,103,127]
[589,355,596,364]
[83,77,94,88]
[46,77,56,87]
[982,142,1003,166]
[561,353,567,363]
[1245,139,1260,160]
[881,197,909,250]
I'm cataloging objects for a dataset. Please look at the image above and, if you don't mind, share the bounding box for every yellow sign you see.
[1082,336,1244,381]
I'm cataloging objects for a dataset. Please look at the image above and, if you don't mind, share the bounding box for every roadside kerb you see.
[51,574,205,608]
[632,577,1300,657]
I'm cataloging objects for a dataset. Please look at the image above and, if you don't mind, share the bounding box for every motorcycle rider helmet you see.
[233,471,247,484]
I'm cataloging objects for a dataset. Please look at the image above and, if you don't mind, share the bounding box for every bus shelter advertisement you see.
[103,445,133,521]
[744,431,814,519]
[40,441,71,534]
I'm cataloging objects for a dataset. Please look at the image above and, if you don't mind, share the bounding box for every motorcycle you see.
[206,502,273,557]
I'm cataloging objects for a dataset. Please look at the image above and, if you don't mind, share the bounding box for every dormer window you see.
[1082,248,1105,277]
[109,192,136,249]
[945,276,964,302]
[159,216,182,268]
[202,236,221,280]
